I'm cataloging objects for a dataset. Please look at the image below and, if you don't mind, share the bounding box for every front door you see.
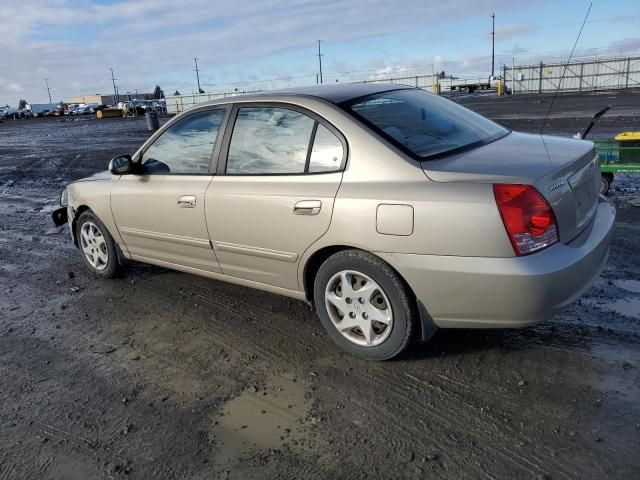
[111,108,227,272]
[205,104,346,290]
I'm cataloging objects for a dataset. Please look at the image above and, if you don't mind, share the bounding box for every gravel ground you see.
[0,92,639,480]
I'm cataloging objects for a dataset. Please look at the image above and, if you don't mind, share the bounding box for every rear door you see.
[111,107,228,272]
[205,103,346,290]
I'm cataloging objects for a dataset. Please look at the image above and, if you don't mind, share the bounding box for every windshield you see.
[345,89,508,159]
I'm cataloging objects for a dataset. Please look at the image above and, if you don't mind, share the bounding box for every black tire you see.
[313,250,417,360]
[75,210,124,279]
[600,173,613,195]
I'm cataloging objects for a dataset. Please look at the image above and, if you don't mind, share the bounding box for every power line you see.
[540,2,592,134]
[43,78,52,103]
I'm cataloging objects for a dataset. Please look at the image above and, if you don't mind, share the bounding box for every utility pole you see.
[43,78,52,103]
[317,40,323,84]
[110,68,119,103]
[194,57,202,93]
[491,13,495,77]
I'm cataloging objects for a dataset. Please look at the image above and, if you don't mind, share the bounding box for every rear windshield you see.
[345,89,508,159]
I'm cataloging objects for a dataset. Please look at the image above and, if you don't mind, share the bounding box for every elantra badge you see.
[548,180,565,192]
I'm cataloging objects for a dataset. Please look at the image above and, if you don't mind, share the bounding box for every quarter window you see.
[226,107,314,174]
[142,110,225,174]
[308,124,343,173]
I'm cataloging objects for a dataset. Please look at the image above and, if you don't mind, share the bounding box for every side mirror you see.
[109,155,134,175]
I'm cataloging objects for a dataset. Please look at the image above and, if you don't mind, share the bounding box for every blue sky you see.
[0,0,638,104]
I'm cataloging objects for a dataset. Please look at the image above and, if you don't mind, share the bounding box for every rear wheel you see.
[76,210,124,279]
[313,250,417,360]
[600,172,613,195]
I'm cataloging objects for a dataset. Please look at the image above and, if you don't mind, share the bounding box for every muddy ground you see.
[1,91,639,480]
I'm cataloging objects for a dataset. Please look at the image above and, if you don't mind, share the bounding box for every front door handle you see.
[294,200,322,215]
[178,195,197,208]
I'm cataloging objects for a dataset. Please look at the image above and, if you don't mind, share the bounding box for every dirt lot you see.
[1,91,639,480]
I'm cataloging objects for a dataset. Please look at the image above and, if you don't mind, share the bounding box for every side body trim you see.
[119,227,211,249]
[213,241,299,263]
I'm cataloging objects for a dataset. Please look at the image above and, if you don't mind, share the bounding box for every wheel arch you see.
[71,204,92,247]
[302,245,437,341]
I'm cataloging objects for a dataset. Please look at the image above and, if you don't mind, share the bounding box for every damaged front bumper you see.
[52,206,68,227]
[52,205,76,245]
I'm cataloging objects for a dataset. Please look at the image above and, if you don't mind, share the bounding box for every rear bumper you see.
[377,196,615,328]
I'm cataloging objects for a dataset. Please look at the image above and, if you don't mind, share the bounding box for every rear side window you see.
[346,89,508,159]
[227,107,314,174]
[309,125,344,173]
[142,110,225,174]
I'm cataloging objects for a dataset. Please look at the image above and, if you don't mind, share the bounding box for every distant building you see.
[68,93,154,105]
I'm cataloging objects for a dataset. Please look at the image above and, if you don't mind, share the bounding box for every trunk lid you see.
[422,132,600,243]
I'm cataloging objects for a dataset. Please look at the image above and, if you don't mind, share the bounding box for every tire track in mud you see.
[139,273,323,363]
[362,354,632,479]
[120,280,284,364]
[5,238,638,479]
[0,329,133,478]
[103,266,635,478]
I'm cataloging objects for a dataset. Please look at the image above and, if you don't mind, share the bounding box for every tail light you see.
[493,184,558,256]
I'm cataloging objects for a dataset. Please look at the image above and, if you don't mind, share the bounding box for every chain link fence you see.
[504,55,640,94]
[165,54,640,113]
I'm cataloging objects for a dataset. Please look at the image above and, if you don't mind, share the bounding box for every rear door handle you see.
[293,200,322,215]
[178,195,197,208]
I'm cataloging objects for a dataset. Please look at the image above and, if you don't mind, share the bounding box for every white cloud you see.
[0,0,532,104]
[492,24,537,40]
[2,1,637,104]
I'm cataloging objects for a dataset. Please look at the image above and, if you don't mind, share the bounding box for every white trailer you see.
[27,103,57,117]
[441,75,502,93]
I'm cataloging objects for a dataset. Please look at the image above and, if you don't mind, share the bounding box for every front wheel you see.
[76,210,124,279]
[313,250,417,360]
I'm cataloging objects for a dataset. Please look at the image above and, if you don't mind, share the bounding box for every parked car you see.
[1,106,25,119]
[74,105,89,115]
[73,104,102,115]
[63,104,77,115]
[53,84,614,360]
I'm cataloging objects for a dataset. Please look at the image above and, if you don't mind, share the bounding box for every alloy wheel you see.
[80,221,109,271]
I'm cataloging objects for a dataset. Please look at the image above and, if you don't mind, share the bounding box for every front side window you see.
[226,107,315,174]
[142,110,225,174]
[345,89,508,159]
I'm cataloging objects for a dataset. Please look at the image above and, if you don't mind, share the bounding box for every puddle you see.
[599,297,640,319]
[615,279,640,295]
[213,374,311,467]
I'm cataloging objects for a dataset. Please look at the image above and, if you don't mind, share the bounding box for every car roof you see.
[188,83,413,109]
[263,83,411,104]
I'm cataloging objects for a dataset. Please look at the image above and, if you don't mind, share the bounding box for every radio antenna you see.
[540,3,592,134]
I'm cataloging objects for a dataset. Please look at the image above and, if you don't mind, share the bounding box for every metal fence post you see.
[539,62,543,94]
[579,62,584,92]
[502,64,507,93]
[626,57,631,89]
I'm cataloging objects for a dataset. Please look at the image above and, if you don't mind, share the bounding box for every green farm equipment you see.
[576,106,639,194]
[593,133,640,194]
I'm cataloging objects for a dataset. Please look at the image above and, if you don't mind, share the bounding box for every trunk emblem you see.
[548,180,565,192]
